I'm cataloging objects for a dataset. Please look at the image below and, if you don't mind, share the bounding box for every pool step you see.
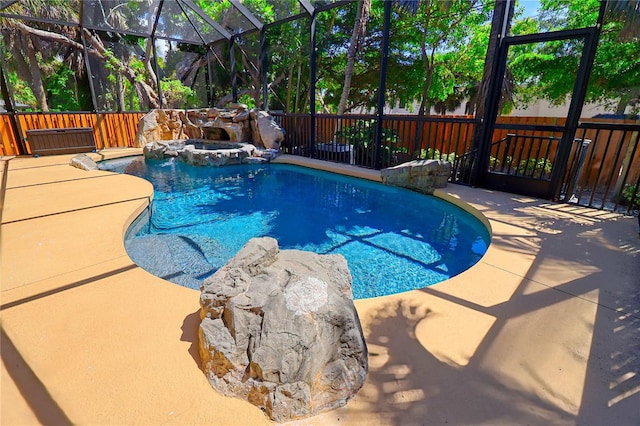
[125,234,215,290]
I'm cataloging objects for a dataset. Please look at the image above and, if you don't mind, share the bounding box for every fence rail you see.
[563,121,640,214]
[488,133,560,180]
[273,112,480,170]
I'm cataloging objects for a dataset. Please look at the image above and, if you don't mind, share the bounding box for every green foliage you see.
[334,120,399,145]
[516,157,553,178]
[44,60,80,111]
[510,0,640,113]
[130,58,146,83]
[618,184,639,209]
[2,0,636,116]
[417,148,457,163]
[334,120,401,166]
[7,71,36,108]
[238,94,257,109]
[160,78,198,108]
[293,0,492,114]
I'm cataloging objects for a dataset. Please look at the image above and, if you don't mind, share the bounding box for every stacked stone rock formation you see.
[135,105,284,150]
[198,237,368,422]
[381,159,451,193]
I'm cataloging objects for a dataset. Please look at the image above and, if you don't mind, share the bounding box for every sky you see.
[519,0,542,17]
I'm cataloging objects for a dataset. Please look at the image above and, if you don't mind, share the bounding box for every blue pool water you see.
[101,157,490,299]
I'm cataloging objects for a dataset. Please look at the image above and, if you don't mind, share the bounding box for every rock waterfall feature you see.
[136,105,285,166]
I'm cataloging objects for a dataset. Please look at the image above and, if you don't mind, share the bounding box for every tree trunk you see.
[337,0,371,115]
[13,23,160,109]
[464,0,515,184]
[294,59,302,113]
[116,73,125,111]
[25,36,48,111]
[418,58,435,116]
[12,45,34,99]
[83,30,159,108]
[144,39,157,89]
[616,87,640,115]
[285,60,295,112]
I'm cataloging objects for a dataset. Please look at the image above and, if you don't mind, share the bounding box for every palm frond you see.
[606,0,639,40]
[392,0,421,15]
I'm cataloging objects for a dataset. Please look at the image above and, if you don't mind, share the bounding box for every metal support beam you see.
[0,0,20,12]
[0,13,76,27]
[298,0,315,15]
[230,36,238,103]
[79,0,107,149]
[177,0,215,48]
[474,0,514,186]
[181,0,232,40]
[0,48,25,155]
[260,27,268,111]
[229,0,264,31]
[80,28,108,148]
[80,31,98,112]
[374,0,392,169]
[206,50,215,107]
[151,0,165,107]
[552,0,607,200]
[309,13,317,157]
[146,0,162,33]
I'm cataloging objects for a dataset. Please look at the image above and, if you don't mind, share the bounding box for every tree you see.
[0,0,81,111]
[1,0,163,111]
[606,0,640,40]
[470,0,516,118]
[509,0,640,115]
[337,0,371,115]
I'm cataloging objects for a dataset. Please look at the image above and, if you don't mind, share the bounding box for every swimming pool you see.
[101,157,490,299]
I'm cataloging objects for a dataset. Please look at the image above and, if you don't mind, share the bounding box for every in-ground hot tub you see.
[189,139,247,151]
[143,138,275,166]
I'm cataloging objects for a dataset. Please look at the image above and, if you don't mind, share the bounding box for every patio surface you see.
[1,151,639,425]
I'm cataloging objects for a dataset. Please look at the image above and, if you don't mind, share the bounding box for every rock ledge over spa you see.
[198,237,368,422]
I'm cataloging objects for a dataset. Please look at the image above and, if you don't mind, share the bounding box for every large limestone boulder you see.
[251,109,284,150]
[135,109,189,146]
[69,153,98,171]
[381,159,451,194]
[199,237,367,422]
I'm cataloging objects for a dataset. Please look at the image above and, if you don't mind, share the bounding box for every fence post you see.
[309,12,317,158]
[0,47,27,155]
[374,0,392,169]
[564,138,591,202]
[613,129,639,202]
[94,111,108,149]
[550,2,606,200]
[260,27,268,111]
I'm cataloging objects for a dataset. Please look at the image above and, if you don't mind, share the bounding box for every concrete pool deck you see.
[1,150,639,425]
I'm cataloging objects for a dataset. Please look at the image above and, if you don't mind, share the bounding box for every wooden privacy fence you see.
[0,111,145,156]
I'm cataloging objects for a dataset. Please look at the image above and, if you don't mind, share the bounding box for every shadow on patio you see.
[322,188,640,425]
